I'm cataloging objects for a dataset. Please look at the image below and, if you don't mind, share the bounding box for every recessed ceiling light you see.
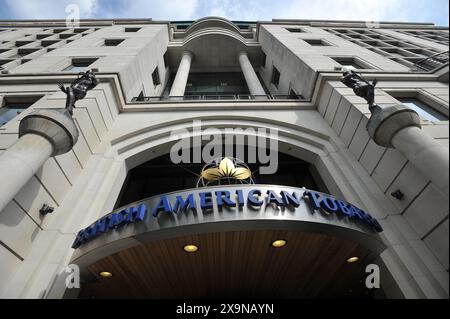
[183,244,199,253]
[346,256,359,263]
[271,239,287,248]
[99,271,113,278]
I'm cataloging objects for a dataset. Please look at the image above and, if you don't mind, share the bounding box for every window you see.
[59,33,75,39]
[104,39,124,46]
[286,28,304,33]
[41,40,59,47]
[125,27,141,32]
[136,90,145,101]
[53,29,67,34]
[0,59,13,67]
[176,24,189,30]
[163,51,169,68]
[18,48,40,57]
[0,95,43,127]
[152,66,161,86]
[36,34,51,39]
[15,40,33,47]
[303,39,330,46]
[271,66,280,87]
[330,57,365,70]
[63,58,98,72]
[74,28,89,33]
[289,88,297,97]
[261,52,266,68]
[397,98,448,121]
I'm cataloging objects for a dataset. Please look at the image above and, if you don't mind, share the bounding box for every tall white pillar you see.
[238,52,266,96]
[169,51,193,98]
[0,109,79,213]
[366,104,449,197]
[392,126,449,197]
[0,134,53,211]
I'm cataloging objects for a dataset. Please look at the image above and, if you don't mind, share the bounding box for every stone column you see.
[367,104,449,197]
[0,109,79,213]
[169,51,193,98]
[392,126,449,196]
[238,52,266,97]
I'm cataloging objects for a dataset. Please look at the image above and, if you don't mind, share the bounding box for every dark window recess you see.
[237,24,249,30]
[289,88,304,99]
[176,24,189,30]
[303,39,330,46]
[18,48,40,56]
[398,98,448,121]
[125,27,141,32]
[261,52,266,68]
[286,28,304,33]
[152,67,161,86]
[163,51,169,68]
[114,148,327,209]
[53,29,67,34]
[271,66,280,87]
[63,58,98,72]
[180,72,250,96]
[41,40,59,47]
[136,90,145,101]
[36,34,51,39]
[59,33,74,39]
[104,39,124,46]
[74,28,89,33]
[0,95,43,127]
[15,41,33,47]
[0,59,14,67]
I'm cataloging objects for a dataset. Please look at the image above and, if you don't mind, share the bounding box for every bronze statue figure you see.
[58,69,98,115]
[341,70,378,113]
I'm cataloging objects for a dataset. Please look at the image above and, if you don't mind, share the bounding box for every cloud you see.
[1,0,199,20]
[3,0,98,19]
[0,0,448,25]
[95,0,199,20]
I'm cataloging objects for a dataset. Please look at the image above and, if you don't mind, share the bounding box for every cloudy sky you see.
[0,0,448,26]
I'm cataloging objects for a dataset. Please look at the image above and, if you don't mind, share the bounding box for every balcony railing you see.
[131,94,307,102]
[413,51,449,72]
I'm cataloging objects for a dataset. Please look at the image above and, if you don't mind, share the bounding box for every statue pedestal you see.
[367,104,449,197]
[0,109,79,213]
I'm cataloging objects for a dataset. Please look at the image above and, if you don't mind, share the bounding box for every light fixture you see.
[346,256,359,263]
[183,244,199,253]
[99,271,113,278]
[271,239,287,248]
[391,189,404,200]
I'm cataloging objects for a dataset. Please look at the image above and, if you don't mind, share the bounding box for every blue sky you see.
[0,0,448,26]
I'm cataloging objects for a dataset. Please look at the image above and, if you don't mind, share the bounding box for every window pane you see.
[0,107,24,126]
[152,67,160,86]
[271,66,280,87]
[399,98,448,121]
[63,65,88,72]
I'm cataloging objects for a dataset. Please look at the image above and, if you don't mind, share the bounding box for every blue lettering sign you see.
[215,190,236,208]
[173,194,196,213]
[248,189,263,206]
[153,195,173,217]
[72,203,148,249]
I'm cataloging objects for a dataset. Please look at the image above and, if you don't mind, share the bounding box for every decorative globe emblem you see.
[196,157,254,187]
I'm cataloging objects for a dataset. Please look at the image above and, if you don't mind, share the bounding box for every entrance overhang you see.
[71,184,386,298]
